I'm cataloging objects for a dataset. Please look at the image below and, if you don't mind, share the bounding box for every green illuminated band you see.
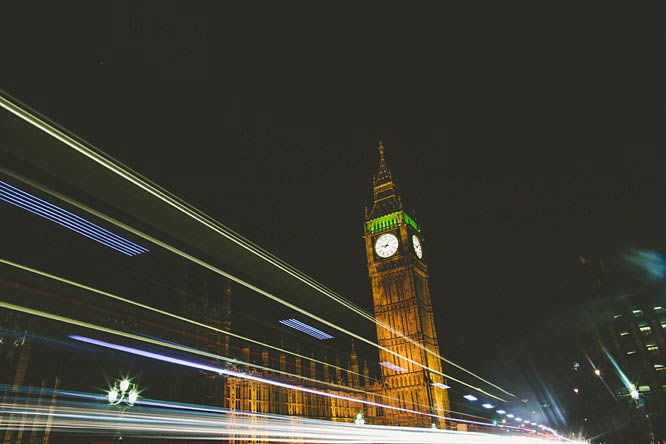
[366,211,421,234]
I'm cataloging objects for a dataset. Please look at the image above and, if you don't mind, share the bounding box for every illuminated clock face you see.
[412,235,423,259]
[375,233,399,258]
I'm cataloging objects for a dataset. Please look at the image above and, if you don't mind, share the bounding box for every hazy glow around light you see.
[496,410,506,414]
[482,403,494,409]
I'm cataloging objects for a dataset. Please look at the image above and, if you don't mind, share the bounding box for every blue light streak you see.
[0,179,148,256]
[379,361,406,372]
[0,190,138,256]
[279,318,333,340]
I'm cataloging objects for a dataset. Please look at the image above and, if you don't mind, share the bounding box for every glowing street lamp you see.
[108,378,138,406]
[594,369,601,377]
[354,412,365,425]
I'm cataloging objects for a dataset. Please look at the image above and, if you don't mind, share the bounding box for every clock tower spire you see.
[363,142,450,427]
[367,141,402,220]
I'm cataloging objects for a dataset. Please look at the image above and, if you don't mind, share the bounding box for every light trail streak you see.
[0,180,147,256]
[0,257,375,386]
[66,334,503,428]
[279,319,333,339]
[0,299,395,409]
[0,300,494,425]
[0,95,515,399]
[0,279,490,423]
[0,167,509,403]
[0,398,578,443]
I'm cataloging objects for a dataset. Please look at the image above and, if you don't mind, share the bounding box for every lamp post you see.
[108,378,138,406]
[107,378,139,441]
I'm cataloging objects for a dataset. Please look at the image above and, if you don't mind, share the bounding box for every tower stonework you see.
[363,142,450,427]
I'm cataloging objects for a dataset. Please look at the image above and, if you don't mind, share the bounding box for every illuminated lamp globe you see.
[128,390,138,405]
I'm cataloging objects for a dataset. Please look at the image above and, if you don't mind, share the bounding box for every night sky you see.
[2,2,664,395]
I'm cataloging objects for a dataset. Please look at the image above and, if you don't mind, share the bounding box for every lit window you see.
[640,326,651,333]
[661,322,666,328]
[654,364,665,371]
[627,350,637,355]
[655,306,665,313]
[639,385,651,392]
[613,314,622,319]
[620,331,630,336]
[633,309,644,317]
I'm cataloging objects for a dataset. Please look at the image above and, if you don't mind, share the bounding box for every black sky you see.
[2,2,665,394]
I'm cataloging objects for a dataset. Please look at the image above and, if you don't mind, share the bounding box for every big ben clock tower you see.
[363,142,450,427]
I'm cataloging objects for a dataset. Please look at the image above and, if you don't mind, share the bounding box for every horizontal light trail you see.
[0,300,498,424]
[0,179,147,256]
[0,397,580,443]
[0,94,514,399]
[0,257,377,388]
[0,169,509,404]
[66,334,500,428]
[0,268,493,422]
[0,300,407,411]
[279,319,333,340]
